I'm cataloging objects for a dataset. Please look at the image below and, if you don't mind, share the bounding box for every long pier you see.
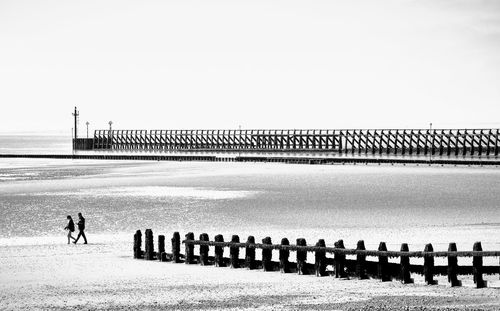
[80,128,500,157]
[3,128,498,165]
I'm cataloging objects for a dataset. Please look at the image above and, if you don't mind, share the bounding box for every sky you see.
[0,0,499,135]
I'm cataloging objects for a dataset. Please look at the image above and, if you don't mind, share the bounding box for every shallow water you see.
[0,158,499,254]
[0,134,71,154]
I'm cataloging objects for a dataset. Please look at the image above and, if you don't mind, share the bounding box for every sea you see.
[0,134,499,259]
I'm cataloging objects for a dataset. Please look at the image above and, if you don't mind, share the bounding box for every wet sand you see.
[1,159,499,310]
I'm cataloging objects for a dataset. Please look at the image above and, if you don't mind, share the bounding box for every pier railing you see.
[89,128,500,157]
[133,230,500,288]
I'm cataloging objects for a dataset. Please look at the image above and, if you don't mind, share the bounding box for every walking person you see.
[64,215,76,244]
[73,212,88,244]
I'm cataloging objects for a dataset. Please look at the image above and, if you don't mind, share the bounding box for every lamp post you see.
[86,121,89,138]
[108,121,113,149]
[238,125,242,157]
[429,122,433,163]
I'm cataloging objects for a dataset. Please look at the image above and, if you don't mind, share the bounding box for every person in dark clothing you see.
[64,215,76,244]
[73,212,87,244]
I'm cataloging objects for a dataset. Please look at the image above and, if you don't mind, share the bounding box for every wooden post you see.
[296,238,307,275]
[279,238,290,273]
[356,240,368,280]
[245,236,256,270]
[315,239,327,277]
[377,242,390,281]
[171,232,181,263]
[399,243,413,284]
[158,235,166,261]
[447,243,461,286]
[184,232,194,264]
[262,236,273,272]
[133,230,142,259]
[214,234,225,267]
[199,233,209,266]
[473,242,487,288]
[334,240,347,278]
[230,235,240,268]
[145,229,154,260]
[424,243,437,285]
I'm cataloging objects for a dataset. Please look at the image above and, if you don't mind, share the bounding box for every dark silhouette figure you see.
[73,212,87,244]
[64,215,76,244]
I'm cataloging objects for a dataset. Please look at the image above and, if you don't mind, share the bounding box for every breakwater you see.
[1,153,500,166]
[134,230,500,288]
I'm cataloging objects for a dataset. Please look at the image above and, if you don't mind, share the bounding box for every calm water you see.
[0,134,499,253]
[0,134,72,155]
[0,157,499,253]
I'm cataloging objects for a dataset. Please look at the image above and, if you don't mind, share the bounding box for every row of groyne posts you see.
[133,230,500,288]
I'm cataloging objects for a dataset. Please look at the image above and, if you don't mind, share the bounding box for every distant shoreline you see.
[1,153,499,166]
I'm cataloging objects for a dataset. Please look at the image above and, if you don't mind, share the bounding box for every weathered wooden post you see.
[334,240,347,278]
[199,233,209,266]
[473,242,486,288]
[377,242,390,281]
[230,235,240,268]
[262,236,273,272]
[296,238,307,275]
[356,240,368,280]
[184,232,195,264]
[145,229,154,260]
[447,243,461,287]
[424,243,437,285]
[133,230,142,259]
[399,243,413,284]
[158,235,166,261]
[214,234,225,267]
[245,236,256,270]
[171,232,181,263]
[279,238,290,273]
[315,239,327,277]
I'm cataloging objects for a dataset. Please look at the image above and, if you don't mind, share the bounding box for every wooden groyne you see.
[133,230,500,288]
[1,153,500,166]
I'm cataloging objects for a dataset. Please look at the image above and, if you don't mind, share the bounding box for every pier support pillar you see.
[378,242,391,282]
[144,229,154,260]
[133,230,142,259]
[334,240,347,278]
[296,238,307,275]
[171,232,181,263]
[399,243,413,284]
[315,239,327,277]
[184,232,195,264]
[424,243,437,285]
[279,238,290,273]
[158,235,166,261]
[473,242,487,288]
[214,234,225,267]
[199,233,209,266]
[447,243,461,287]
[245,236,256,270]
[356,240,368,280]
[230,235,240,268]
[262,237,273,271]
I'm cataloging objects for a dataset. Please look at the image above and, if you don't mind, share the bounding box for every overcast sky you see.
[1,0,499,134]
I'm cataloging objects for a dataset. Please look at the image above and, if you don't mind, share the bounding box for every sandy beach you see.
[2,0,500,308]
[1,234,499,310]
[1,159,499,310]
